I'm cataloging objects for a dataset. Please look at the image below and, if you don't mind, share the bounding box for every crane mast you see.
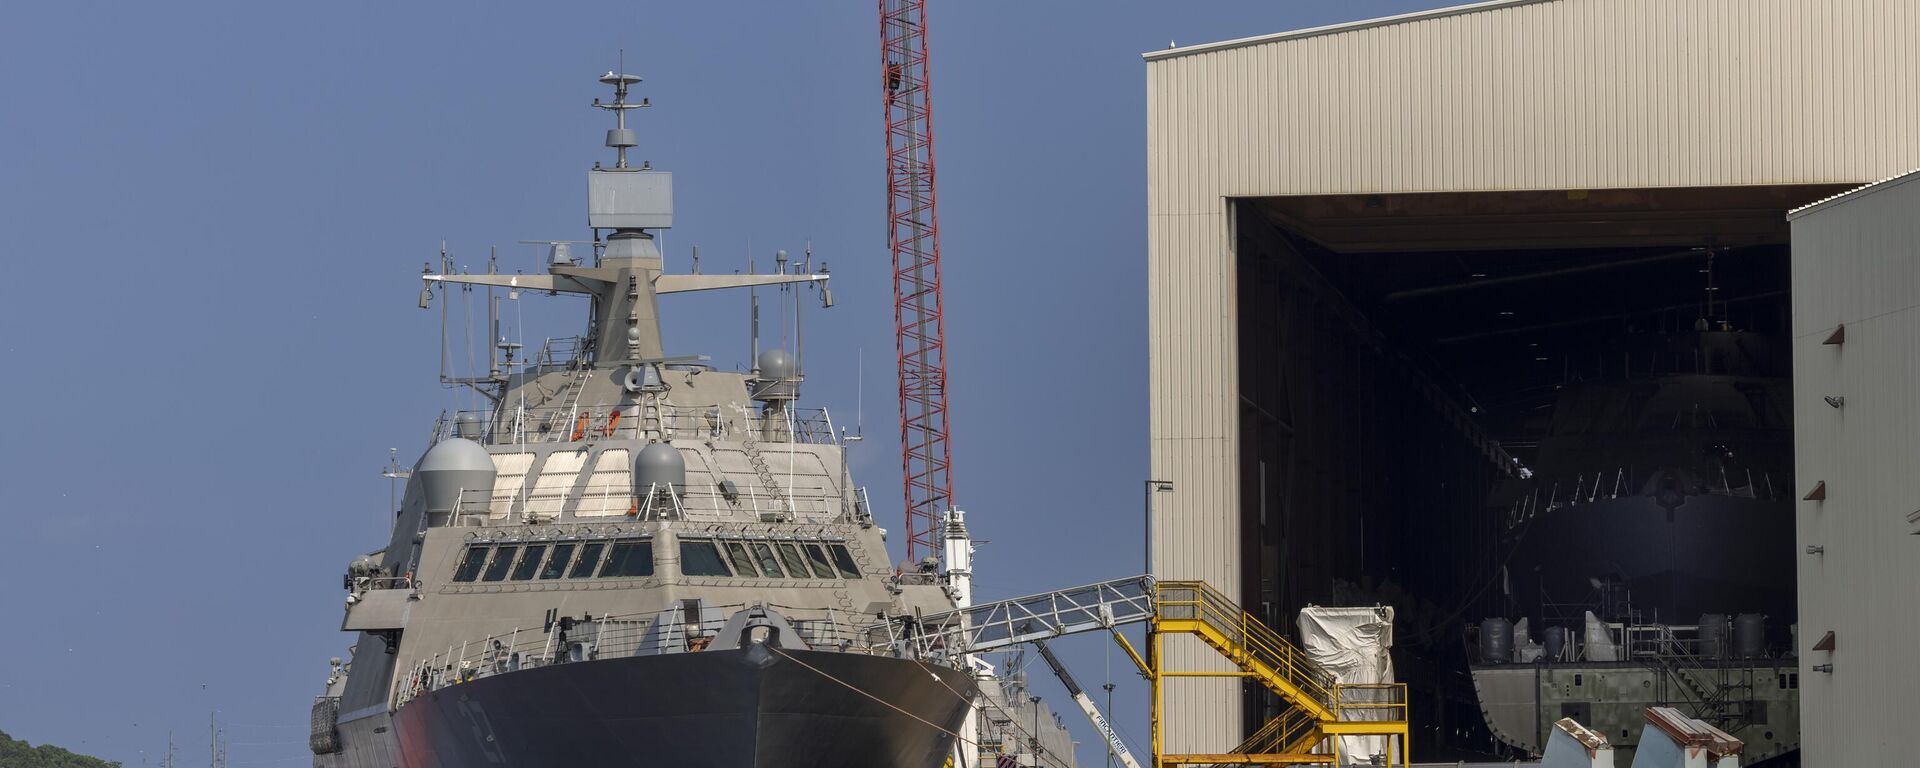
[1035,638,1145,768]
[880,0,953,564]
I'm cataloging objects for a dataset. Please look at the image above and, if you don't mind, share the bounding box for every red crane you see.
[879,0,952,564]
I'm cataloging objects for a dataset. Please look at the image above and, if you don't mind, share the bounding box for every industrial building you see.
[1785,169,1920,765]
[1143,0,1920,761]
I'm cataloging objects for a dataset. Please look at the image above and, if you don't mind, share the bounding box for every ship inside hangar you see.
[1230,184,1849,762]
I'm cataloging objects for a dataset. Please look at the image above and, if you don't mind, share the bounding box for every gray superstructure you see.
[306,72,1002,768]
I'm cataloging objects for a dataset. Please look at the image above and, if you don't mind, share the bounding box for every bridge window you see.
[802,543,837,579]
[540,543,576,579]
[599,540,655,578]
[568,542,607,578]
[723,541,760,577]
[680,540,731,577]
[511,544,546,581]
[480,546,518,582]
[776,542,811,578]
[828,544,862,579]
[451,545,489,582]
[750,542,785,577]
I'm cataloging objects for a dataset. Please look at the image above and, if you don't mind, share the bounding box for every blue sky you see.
[0,2,1451,765]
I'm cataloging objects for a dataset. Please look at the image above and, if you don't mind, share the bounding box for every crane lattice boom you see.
[880,0,952,563]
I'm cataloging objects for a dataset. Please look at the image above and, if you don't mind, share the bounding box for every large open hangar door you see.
[1231,183,1847,757]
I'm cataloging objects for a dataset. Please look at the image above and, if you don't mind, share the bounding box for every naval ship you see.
[1467,325,1801,763]
[306,72,983,768]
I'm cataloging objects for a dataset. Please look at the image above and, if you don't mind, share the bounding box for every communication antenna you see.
[795,246,806,376]
[383,448,406,536]
[487,248,499,379]
[436,243,449,382]
[592,50,649,170]
[748,246,759,373]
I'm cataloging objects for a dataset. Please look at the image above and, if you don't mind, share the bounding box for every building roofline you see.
[1142,0,1560,62]
[1787,168,1920,220]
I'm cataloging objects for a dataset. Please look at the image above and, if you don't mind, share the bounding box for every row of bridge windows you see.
[449,537,863,583]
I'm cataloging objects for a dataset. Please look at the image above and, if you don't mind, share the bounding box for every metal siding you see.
[1147,0,1920,753]
[1148,49,1243,750]
[1789,173,1920,765]
[1152,0,1920,199]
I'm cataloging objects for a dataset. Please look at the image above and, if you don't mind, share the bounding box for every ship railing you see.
[530,336,591,371]
[1469,616,1751,666]
[509,481,851,524]
[392,602,894,710]
[430,404,838,447]
[1631,623,1755,726]
[1506,466,1784,528]
[350,575,414,593]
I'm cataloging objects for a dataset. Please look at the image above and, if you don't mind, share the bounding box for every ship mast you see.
[417,72,832,396]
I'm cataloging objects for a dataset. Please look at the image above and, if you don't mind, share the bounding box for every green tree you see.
[0,730,122,768]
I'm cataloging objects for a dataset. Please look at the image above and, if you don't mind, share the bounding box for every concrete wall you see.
[1145,0,1920,753]
[1787,170,1920,765]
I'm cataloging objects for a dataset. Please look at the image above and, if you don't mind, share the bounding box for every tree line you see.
[0,730,121,768]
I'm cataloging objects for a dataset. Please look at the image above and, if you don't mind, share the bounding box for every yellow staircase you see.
[1148,581,1410,767]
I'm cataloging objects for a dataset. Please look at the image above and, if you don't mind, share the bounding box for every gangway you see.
[871,577,1410,767]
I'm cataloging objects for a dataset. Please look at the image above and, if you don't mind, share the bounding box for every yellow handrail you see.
[1150,580,1411,767]
[1155,581,1338,708]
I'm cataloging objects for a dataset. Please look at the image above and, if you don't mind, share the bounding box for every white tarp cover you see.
[1297,605,1396,765]
[1583,611,1621,662]
[1515,618,1545,663]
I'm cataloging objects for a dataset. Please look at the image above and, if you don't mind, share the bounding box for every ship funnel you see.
[417,438,496,514]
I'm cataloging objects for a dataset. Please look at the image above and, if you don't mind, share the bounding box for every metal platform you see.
[878,576,1411,766]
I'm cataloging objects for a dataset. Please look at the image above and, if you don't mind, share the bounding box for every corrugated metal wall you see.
[1787,172,1920,766]
[1148,0,1920,204]
[1146,0,1920,753]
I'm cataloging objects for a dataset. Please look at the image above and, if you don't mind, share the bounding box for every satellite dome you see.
[752,349,799,402]
[417,438,497,513]
[454,411,485,440]
[633,442,687,493]
[757,348,796,380]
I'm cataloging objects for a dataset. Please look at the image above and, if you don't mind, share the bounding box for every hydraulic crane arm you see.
[1032,639,1144,768]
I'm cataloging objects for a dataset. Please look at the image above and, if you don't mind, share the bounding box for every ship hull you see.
[1471,660,1801,764]
[392,647,975,768]
[1505,493,1795,623]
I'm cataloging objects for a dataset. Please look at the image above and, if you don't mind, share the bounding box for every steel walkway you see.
[874,576,1409,767]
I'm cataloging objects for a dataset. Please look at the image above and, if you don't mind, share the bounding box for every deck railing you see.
[431,404,837,447]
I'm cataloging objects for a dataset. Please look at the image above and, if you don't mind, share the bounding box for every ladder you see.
[558,367,594,441]
[736,405,790,521]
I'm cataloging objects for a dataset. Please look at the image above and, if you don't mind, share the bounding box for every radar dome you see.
[417,438,497,513]
[752,349,799,401]
[757,348,796,380]
[454,412,485,439]
[633,442,687,493]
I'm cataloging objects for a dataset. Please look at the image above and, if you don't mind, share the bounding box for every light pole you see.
[1030,695,1043,761]
[1144,480,1174,576]
[1103,682,1117,768]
